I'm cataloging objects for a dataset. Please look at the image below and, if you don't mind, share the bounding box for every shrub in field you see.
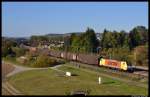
[12,47,27,57]
[25,51,36,61]
[56,60,65,64]
[5,55,15,60]
[32,55,58,67]
[16,56,27,64]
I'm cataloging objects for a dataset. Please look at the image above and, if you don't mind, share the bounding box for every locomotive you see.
[98,57,133,71]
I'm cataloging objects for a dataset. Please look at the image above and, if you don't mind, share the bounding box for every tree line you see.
[65,26,148,53]
[2,25,148,66]
[27,25,148,54]
[63,26,148,66]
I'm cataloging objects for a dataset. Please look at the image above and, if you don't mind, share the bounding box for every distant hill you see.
[45,33,64,37]
[45,32,81,38]
[2,36,29,44]
[64,32,83,36]
[3,32,102,41]
[45,32,102,41]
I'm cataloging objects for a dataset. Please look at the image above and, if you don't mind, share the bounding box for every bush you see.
[31,55,58,67]
[4,55,17,63]
[12,47,27,57]
[25,51,36,61]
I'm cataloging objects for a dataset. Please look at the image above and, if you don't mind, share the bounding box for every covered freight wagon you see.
[49,50,61,58]
[77,54,99,65]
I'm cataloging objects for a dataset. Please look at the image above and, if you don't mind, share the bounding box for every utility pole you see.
[110,54,111,59]
[134,48,136,67]
[76,47,79,67]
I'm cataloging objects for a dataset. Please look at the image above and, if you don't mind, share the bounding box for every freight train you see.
[48,50,134,72]
[21,45,134,72]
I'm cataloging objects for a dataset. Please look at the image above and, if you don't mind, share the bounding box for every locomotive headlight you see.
[121,62,127,71]
[100,58,105,66]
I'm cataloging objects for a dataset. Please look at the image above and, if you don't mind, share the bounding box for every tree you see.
[2,38,17,57]
[2,46,14,57]
[70,34,80,52]
[129,26,148,49]
[124,35,130,48]
[70,27,99,53]
[101,29,108,48]
[70,33,76,45]
[101,30,117,49]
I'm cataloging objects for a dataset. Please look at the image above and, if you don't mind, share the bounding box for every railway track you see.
[64,63,148,89]
[2,82,22,95]
[48,55,148,81]
[133,66,148,77]
[133,71,148,77]
[2,61,50,95]
[2,62,22,95]
[70,61,143,75]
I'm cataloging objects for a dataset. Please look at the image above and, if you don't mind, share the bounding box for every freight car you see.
[61,52,77,60]
[76,53,99,65]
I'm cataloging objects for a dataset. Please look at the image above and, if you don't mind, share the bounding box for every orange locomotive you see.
[98,57,128,71]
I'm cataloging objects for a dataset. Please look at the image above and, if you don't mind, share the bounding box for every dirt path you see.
[3,61,49,78]
[3,61,64,78]
[50,64,64,72]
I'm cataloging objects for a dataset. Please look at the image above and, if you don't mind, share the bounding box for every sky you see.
[2,2,148,37]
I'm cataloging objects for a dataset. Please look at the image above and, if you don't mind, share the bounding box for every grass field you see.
[3,56,148,84]
[7,64,148,95]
